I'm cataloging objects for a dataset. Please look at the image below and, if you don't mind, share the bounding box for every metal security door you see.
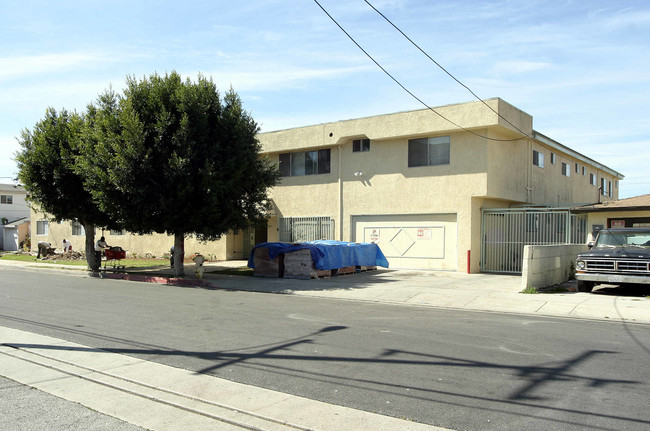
[481,208,587,273]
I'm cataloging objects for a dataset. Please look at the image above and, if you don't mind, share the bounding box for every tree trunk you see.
[84,222,98,270]
[173,233,185,277]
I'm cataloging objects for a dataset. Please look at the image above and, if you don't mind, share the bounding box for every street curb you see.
[92,271,216,289]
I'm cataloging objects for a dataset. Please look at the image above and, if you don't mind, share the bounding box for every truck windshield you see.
[596,231,650,247]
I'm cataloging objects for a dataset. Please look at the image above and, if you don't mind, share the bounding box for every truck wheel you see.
[577,280,594,292]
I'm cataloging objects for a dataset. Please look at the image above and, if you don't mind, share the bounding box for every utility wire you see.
[312,0,524,142]
[364,0,533,140]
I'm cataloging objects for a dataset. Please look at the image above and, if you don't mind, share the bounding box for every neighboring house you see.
[31,98,623,272]
[572,194,650,241]
[0,183,30,251]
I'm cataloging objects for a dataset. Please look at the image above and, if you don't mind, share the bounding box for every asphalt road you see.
[1,266,649,431]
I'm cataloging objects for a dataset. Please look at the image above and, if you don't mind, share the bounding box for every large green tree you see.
[81,72,280,276]
[15,108,118,270]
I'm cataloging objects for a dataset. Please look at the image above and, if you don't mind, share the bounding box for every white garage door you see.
[352,214,457,270]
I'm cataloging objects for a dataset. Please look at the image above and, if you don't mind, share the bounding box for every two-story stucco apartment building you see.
[31,98,623,272]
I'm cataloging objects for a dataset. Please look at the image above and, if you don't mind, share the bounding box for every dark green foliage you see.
[15,108,117,270]
[84,72,279,239]
[81,72,280,275]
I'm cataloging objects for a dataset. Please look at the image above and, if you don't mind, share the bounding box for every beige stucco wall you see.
[30,208,241,260]
[528,144,619,205]
[265,127,491,271]
[260,98,531,154]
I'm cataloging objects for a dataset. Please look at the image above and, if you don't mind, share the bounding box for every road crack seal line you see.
[0,343,313,431]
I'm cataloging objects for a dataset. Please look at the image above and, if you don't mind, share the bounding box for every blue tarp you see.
[248,240,389,270]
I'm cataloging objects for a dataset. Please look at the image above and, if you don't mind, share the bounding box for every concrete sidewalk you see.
[1,257,649,430]
[194,262,650,325]
[0,326,446,431]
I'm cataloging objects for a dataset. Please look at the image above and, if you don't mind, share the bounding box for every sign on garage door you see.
[353,214,457,270]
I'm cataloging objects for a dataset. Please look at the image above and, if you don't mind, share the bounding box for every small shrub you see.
[568,262,576,280]
[521,286,539,294]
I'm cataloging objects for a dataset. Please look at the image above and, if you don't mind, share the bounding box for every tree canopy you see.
[15,107,118,270]
[80,72,280,275]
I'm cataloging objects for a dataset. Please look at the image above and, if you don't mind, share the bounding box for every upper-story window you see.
[562,162,571,177]
[352,139,370,152]
[279,149,331,177]
[532,150,544,168]
[0,195,12,204]
[550,153,556,164]
[600,178,608,196]
[575,163,579,174]
[582,166,586,176]
[590,173,597,186]
[408,136,450,167]
[608,180,612,197]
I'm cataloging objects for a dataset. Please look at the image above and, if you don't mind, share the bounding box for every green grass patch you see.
[521,286,539,294]
[0,253,170,269]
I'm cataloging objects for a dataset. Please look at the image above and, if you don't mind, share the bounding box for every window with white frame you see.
[575,163,579,174]
[408,136,450,167]
[352,138,370,152]
[562,162,570,177]
[532,150,544,168]
[550,152,556,164]
[600,178,607,196]
[0,195,13,204]
[71,221,85,236]
[36,220,49,236]
[279,149,331,177]
[590,173,597,186]
[582,166,586,176]
[608,180,612,197]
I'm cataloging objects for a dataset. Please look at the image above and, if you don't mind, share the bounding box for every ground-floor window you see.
[36,220,49,236]
[71,221,85,236]
[279,216,334,242]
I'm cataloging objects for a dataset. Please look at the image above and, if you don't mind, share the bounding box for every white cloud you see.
[605,9,650,28]
[0,53,111,81]
[202,64,373,92]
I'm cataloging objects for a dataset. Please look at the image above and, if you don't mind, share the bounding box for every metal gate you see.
[279,216,335,242]
[481,208,587,273]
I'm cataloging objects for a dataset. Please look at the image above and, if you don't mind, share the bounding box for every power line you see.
[312,0,524,142]
[363,0,533,139]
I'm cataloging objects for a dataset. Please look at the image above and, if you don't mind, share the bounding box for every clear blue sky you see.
[1,0,648,198]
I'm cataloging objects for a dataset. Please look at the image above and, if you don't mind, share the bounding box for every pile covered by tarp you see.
[248,240,389,270]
